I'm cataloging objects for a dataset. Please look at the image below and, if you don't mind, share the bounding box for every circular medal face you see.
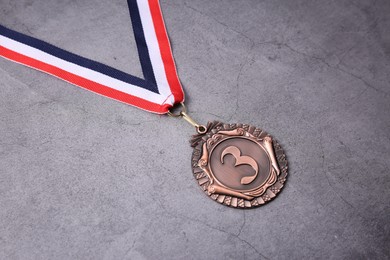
[190,122,288,208]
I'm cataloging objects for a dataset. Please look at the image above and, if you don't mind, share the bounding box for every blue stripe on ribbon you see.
[127,0,158,86]
[0,15,160,94]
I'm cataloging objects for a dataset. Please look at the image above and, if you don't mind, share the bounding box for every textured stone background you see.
[1,0,389,259]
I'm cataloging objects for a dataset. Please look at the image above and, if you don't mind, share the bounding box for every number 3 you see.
[221,146,259,185]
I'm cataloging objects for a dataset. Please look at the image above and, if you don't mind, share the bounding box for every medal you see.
[0,0,288,209]
[169,104,288,208]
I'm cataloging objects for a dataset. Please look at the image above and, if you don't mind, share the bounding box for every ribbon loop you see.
[0,0,184,114]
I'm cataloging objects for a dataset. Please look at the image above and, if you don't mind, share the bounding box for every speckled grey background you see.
[1,0,389,259]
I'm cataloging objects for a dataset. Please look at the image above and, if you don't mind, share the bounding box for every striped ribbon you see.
[0,0,184,114]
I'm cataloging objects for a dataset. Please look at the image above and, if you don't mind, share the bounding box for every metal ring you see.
[196,125,207,134]
[167,102,187,117]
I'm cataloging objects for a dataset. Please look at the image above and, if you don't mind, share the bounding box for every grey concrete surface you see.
[1,0,389,259]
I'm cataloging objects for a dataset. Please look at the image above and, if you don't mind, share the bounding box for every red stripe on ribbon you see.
[148,0,184,104]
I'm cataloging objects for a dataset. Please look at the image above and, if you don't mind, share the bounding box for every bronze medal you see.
[190,121,288,208]
[169,103,288,209]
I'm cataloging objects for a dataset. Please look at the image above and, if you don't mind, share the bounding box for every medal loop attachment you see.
[168,102,207,134]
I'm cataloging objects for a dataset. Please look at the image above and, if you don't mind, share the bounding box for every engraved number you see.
[220,146,259,185]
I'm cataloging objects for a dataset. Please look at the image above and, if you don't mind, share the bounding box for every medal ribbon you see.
[0,0,184,114]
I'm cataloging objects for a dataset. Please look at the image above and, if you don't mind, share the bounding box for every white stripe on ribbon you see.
[137,0,174,105]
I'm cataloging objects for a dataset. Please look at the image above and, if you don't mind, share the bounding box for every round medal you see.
[190,121,288,208]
